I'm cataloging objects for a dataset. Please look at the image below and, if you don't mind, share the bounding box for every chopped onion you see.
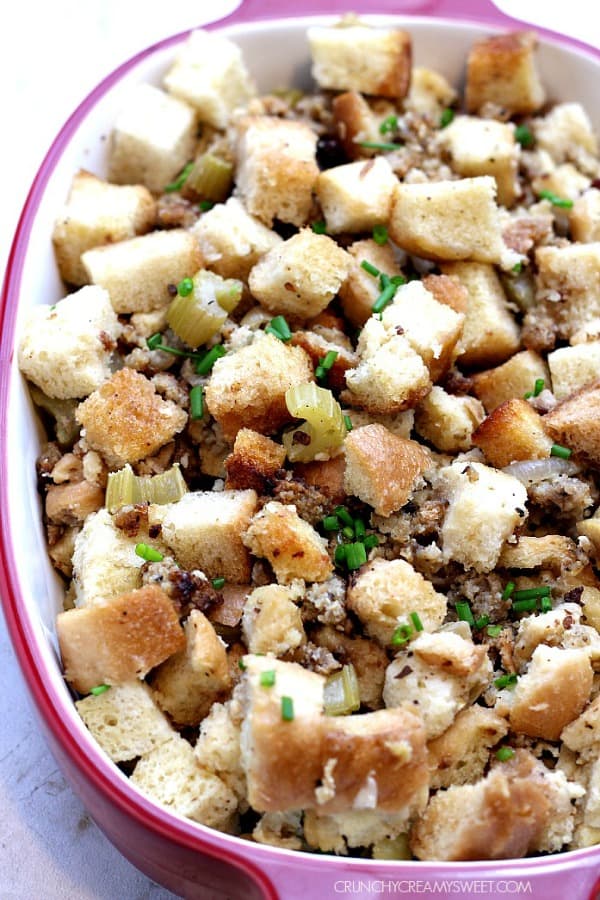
[502,458,579,484]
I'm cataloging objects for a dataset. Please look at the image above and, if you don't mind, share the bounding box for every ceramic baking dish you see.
[2,0,600,896]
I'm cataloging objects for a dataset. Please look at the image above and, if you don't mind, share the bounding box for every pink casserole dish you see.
[2,0,600,896]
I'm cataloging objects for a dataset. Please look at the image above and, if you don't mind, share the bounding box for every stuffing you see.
[533,102,599,173]
[544,381,600,465]
[316,156,398,234]
[224,428,286,493]
[407,66,457,118]
[570,188,600,243]
[414,386,485,453]
[427,705,509,790]
[548,342,600,400]
[472,398,553,467]
[465,31,545,115]
[241,584,306,655]
[438,115,519,206]
[338,238,404,327]
[194,699,246,801]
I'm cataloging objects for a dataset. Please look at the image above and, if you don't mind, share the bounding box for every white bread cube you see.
[438,115,519,207]
[465,31,545,115]
[308,23,411,98]
[389,177,520,269]
[235,116,319,226]
[241,584,306,655]
[427,706,509,790]
[191,196,282,281]
[248,230,350,320]
[338,238,403,327]
[533,102,599,170]
[316,157,398,235]
[406,66,457,118]
[154,489,258,582]
[548,342,600,400]
[561,694,600,755]
[511,601,582,669]
[18,286,120,400]
[304,809,415,855]
[52,170,156,285]
[76,681,174,762]
[438,460,528,573]
[331,91,382,161]
[581,586,600,632]
[532,243,600,344]
[163,29,255,129]
[571,188,600,243]
[108,84,198,194]
[414,386,485,453]
[472,398,553,468]
[195,700,245,801]
[441,262,520,367]
[544,381,600,466]
[472,350,549,412]
[131,733,237,830]
[532,163,591,210]
[82,228,202,314]
[242,501,333,584]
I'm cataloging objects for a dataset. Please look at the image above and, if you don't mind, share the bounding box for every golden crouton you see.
[344,424,431,517]
[338,238,404,327]
[332,91,380,160]
[241,584,306,656]
[465,32,545,116]
[76,368,187,469]
[406,66,457,119]
[57,585,185,694]
[548,342,600,400]
[421,273,469,315]
[205,335,314,441]
[414,386,485,453]
[224,429,286,493]
[294,455,347,507]
[570,188,600,243]
[472,350,549,412]
[472,398,553,468]
[316,157,398,235]
[498,535,578,572]
[544,381,600,464]
[438,115,519,207]
[427,706,509,790]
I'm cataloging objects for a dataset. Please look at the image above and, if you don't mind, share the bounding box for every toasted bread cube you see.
[571,189,600,243]
[472,398,553,467]
[191,196,282,281]
[18,286,120,400]
[82,228,202,314]
[332,91,381,160]
[154,489,257,582]
[76,681,174,762]
[347,557,446,646]
[561,694,600,754]
[76,368,187,468]
[344,424,431,517]
[406,66,457,118]
[151,610,231,726]
[57,585,185,694]
[499,535,578,575]
[290,329,357,393]
[439,460,528,573]
[441,262,520,368]
[421,273,469,315]
[509,645,593,740]
[45,480,105,526]
[338,238,403,327]
[195,700,245,801]
[427,706,509,790]
[438,116,519,207]
[235,117,319,226]
[316,157,398,235]
[548,342,600,400]
[241,584,306,656]
[389,177,520,269]
[472,350,549,412]
[533,102,599,169]
[465,31,545,116]
[528,243,600,345]
[304,809,416,855]
[225,428,286,492]
[308,23,411,98]
[415,386,485,453]
[294,456,347,507]
[52,171,156,286]
[531,163,591,210]
[243,500,333,584]
[413,631,489,678]
[205,334,314,440]
[248,230,350,320]
[581,586,600,632]
[131,733,237,829]
[108,84,198,194]
[544,381,600,464]
[163,29,255,129]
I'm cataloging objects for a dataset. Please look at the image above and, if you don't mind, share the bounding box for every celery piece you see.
[324,664,360,716]
[283,382,346,463]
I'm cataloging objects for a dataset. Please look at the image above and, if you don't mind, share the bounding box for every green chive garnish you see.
[135,543,164,562]
[379,114,398,135]
[533,378,545,396]
[358,140,403,152]
[323,515,340,531]
[494,673,518,690]
[90,684,110,696]
[195,344,226,375]
[211,577,225,590]
[540,596,553,612]
[502,581,516,601]
[344,414,353,432]
[265,315,292,342]
[363,534,379,550]
[354,518,366,540]
[514,124,534,148]
[238,658,247,670]
[440,108,455,128]
[260,670,276,687]
[372,224,389,245]
[281,696,294,721]
[199,199,214,211]
[538,189,574,209]
[512,586,551,602]
[321,350,338,370]
[164,161,194,193]
[147,332,163,351]
[391,623,413,646]
[410,611,424,632]
[315,366,327,381]
[474,615,490,629]
[455,600,475,626]
[311,220,327,234]
[345,542,367,571]
[334,544,348,565]
[361,259,381,278]
[342,526,355,540]
[190,384,204,420]
[146,334,203,360]
[512,597,537,613]
[372,282,397,315]
[550,444,572,459]
[487,625,503,638]
[334,506,354,528]
[496,746,515,761]
[512,261,523,274]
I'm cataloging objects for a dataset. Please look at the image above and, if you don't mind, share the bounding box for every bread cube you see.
[195,700,245,801]
[544,381,600,464]
[472,398,553,467]
[155,489,257,582]
[528,243,600,345]
[191,196,282,281]
[533,102,599,170]
[82,228,202,314]
[314,626,387,710]
[427,706,508,790]
[532,163,591,211]
[439,460,528,573]
[332,91,381,161]
[344,424,431,516]
[548,341,600,400]
[472,350,549,412]
[415,386,485,453]
[224,428,286,492]
[421,273,469,315]
[438,115,519,206]
[389,177,520,269]
[308,23,411,98]
[441,262,520,367]
[76,368,187,468]
[338,238,403,327]
[57,585,185,694]
[571,189,600,242]
[499,535,578,577]
[316,157,398,234]
[248,230,351,320]
[465,31,545,115]
[52,170,156,285]
[108,84,198,194]
[243,500,333,584]
[290,329,357,394]
[406,66,457,118]
[163,29,255,129]
[241,584,306,655]
[76,681,174,762]
[561,694,600,754]
[235,116,319,226]
[18,285,120,400]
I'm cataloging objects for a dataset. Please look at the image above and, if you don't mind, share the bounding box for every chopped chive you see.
[440,108,455,128]
[550,444,572,459]
[281,696,294,721]
[342,526,355,540]
[323,515,340,531]
[410,611,424,632]
[512,597,537,613]
[315,365,327,381]
[195,344,226,375]
[147,332,163,351]
[512,586,551,602]
[523,391,533,399]
[358,140,403,151]
[496,746,515,761]
[540,596,553,612]
[344,414,353,432]
[372,282,397,315]
[474,615,490,629]
[177,277,194,297]
[146,334,203,359]
[265,315,292,342]
[335,506,354,528]
[502,581,516,601]
[90,684,110,696]
[199,199,214,212]
[538,189,574,209]
[455,600,475,626]
[533,378,545,396]
[514,124,534,148]
[211,576,225,590]
[320,350,338,371]
[363,534,379,550]
[190,384,204,420]
[135,543,164,562]
[238,658,247,670]
[494,673,518,690]
[391,623,413,646]
[354,518,366,540]
[260,670,276,687]
[164,161,194,193]
[345,542,367,571]
[311,220,327,234]
[361,259,380,278]
[372,224,389,245]
[379,114,398,135]
[487,624,503,638]
[512,261,523,274]
[334,544,348,565]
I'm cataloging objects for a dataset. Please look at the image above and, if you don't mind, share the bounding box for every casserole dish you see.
[2,0,600,896]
